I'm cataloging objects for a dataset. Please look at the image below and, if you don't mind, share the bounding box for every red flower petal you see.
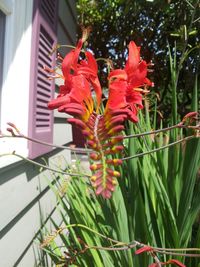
[67,118,87,129]
[78,51,102,108]
[166,259,186,267]
[125,41,140,72]
[108,69,127,81]
[85,51,98,74]
[48,95,70,110]
[106,80,127,110]
[70,75,91,103]
[135,246,154,255]
[62,39,83,77]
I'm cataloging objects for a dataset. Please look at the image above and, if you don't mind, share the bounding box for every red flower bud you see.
[82,130,94,140]
[166,259,186,267]
[106,168,120,177]
[67,118,87,129]
[87,140,98,149]
[107,125,124,135]
[90,153,101,160]
[181,111,198,124]
[105,181,115,191]
[92,177,103,187]
[90,171,103,182]
[135,246,153,255]
[110,135,124,144]
[90,163,103,171]
[106,159,123,166]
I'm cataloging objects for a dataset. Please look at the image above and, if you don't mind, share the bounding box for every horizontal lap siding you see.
[53,0,77,146]
[53,120,72,146]
[0,150,71,267]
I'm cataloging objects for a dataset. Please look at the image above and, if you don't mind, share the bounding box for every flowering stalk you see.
[45,28,153,198]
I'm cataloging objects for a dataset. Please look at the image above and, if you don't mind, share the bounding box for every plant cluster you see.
[0,7,200,266]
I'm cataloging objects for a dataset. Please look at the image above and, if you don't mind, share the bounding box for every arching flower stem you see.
[41,223,200,257]
[122,135,198,161]
[3,123,92,153]
[0,152,90,177]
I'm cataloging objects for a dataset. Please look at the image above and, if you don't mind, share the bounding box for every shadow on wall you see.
[0,147,70,266]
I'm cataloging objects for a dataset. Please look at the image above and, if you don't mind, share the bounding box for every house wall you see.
[0,1,77,266]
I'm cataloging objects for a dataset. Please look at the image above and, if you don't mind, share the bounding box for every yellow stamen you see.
[134,87,150,93]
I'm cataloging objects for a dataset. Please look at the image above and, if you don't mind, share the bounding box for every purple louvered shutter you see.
[28,0,58,159]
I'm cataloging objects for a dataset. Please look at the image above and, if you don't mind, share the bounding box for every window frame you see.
[0,1,33,168]
[0,9,6,125]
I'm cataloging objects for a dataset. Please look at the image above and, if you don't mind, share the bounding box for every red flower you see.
[125,41,152,88]
[165,259,186,267]
[47,36,152,199]
[148,259,186,267]
[77,51,102,110]
[106,41,152,123]
[135,246,154,255]
[48,32,102,120]
[135,246,185,267]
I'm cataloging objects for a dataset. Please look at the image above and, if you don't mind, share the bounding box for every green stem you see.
[52,224,200,257]
[123,124,180,139]
[122,135,197,161]
[42,223,200,257]
[63,223,124,244]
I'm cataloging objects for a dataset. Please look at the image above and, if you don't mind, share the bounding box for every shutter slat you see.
[41,0,56,28]
[37,76,51,87]
[37,88,51,98]
[36,95,50,103]
[38,54,52,69]
[36,103,50,110]
[39,34,52,54]
[36,110,51,116]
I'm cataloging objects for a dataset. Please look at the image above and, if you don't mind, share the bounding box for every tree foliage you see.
[77,0,200,121]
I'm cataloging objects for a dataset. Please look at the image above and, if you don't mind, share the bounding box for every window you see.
[0,1,35,167]
[0,1,59,169]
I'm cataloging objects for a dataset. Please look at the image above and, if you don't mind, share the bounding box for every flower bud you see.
[106,168,120,178]
[108,125,124,135]
[90,163,103,171]
[110,135,124,144]
[92,177,103,187]
[82,130,94,140]
[67,118,87,129]
[111,145,124,153]
[89,153,101,160]
[105,181,115,191]
[87,140,97,149]
[106,159,123,166]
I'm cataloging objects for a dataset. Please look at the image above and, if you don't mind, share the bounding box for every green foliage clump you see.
[39,74,200,266]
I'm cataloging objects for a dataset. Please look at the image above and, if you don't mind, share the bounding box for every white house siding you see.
[0,1,76,266]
